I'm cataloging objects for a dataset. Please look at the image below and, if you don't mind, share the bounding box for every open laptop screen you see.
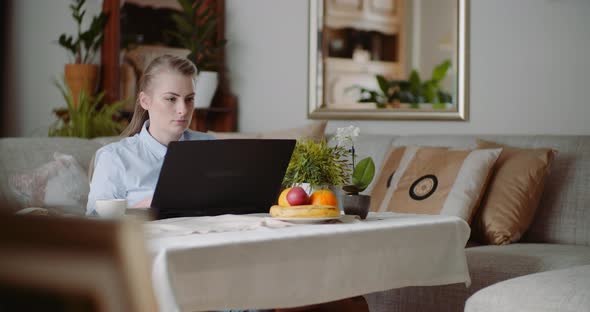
[151,139,295,219]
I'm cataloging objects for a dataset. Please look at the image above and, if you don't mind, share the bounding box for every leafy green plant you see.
[342,157,375,195]
[282,139,351,190]
[331,126,376,195]
[350,60,453,108]
[49,80,126,138]
[57,0,109,64]
[167,0,227,72]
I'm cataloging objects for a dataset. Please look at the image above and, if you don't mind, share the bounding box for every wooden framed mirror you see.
[308,0,470,121]
[100,0,237,132]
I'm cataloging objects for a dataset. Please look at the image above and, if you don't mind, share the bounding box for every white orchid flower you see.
[332,125,360,147]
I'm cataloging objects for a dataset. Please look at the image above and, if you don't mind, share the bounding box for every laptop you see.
[151,139,296,219]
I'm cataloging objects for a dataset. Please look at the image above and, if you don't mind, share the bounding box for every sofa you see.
[0,137,120,215]
[357,134,590,312]
[1,134,589,311]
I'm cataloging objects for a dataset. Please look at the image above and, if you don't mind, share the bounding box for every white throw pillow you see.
[9,152,89,216]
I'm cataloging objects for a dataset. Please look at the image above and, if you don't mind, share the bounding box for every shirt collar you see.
[180,130,189,142]
[138,120,169,158]
[138,120,191,158]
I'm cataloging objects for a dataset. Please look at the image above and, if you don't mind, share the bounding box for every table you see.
[146,212,471,312]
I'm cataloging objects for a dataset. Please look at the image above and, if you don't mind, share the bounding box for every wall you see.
[415,0,455,92]
[226,0,590,135]
[0,1,9,136]
[225,0,310,134]
[4,0,101,137]
[5,0,590,136]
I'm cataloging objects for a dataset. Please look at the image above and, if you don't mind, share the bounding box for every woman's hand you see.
[132,196,153,209]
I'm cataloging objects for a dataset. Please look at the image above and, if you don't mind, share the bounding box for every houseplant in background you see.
[335,126,376,219]
[49,80,126,139]
[350,60,453,109]
[57,0,109,106]
[168,0,227,108]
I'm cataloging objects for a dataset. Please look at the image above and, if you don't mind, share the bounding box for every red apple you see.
[286,187,310,206]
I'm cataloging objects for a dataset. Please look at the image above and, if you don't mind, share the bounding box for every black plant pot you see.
[341,194,371,219]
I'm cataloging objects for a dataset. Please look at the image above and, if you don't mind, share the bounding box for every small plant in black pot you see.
[332,126,376,219]
[342,157,375,219]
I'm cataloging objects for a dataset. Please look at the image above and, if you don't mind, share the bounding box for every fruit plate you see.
[272,215,343,224]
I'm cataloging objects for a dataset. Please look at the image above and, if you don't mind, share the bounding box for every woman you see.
[86,55,214,215]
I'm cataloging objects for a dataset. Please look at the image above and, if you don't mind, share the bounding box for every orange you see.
[278,188,292,206]
[310,189,338,207]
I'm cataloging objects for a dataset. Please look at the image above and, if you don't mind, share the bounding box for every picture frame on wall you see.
[307,0,470,121]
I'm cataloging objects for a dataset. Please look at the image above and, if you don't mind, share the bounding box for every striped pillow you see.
[371,146,502,223]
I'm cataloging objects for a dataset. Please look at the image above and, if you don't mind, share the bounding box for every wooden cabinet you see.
[326,0,363,17]
[325,0,403,34]
[327,0,400,18]
[368,0,400,19]
[101,0,237,132]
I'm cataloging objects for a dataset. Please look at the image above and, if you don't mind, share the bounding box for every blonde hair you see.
[120,55,197,137]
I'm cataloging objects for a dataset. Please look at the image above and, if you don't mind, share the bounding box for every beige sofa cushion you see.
[365,243,590,312]
[384,135,590,246]
[8,153,89,216]
[370,147,405,212]
[465,264,590,312]
[472,139,557,245]
[206,131,262,140]
[208,121,327,141]
[370,146,501,223]
[0,138,103,212]
[466,244,590,278]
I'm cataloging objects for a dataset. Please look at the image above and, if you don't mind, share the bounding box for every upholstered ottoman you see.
[464,264,590,312]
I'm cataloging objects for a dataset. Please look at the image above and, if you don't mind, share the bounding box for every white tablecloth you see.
[146,212,471,312]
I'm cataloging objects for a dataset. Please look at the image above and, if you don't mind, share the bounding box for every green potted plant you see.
[333,126,376,219]
[282,138,351,193]
[49,80,126,139]
[350,60,453,109]
[57,0,109,106]
[168,0,227,108]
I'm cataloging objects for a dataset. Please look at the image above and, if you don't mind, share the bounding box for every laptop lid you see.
[151,139,296,219]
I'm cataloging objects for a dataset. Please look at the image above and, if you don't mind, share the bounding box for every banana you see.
[269,204,340,218]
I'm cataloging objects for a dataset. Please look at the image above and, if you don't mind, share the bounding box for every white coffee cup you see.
[95,199,127,218]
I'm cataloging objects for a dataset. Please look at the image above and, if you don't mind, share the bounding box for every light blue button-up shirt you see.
[86,120,214,215]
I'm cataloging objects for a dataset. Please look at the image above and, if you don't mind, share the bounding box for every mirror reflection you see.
[119,0,188,112]
[309,0,468,120]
